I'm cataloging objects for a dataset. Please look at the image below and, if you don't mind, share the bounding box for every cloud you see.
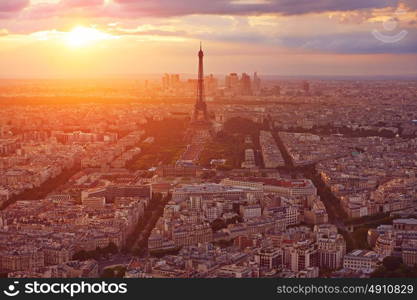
[0,28,9,36]
[110,0,403,17]
[109,28,188,37]
[3,0,416,22]
[17,0,408,20]
[20,0,106,20]
[0,0,29,18]
[0,0,29,12]
[402,0,417,9]
[60,0,104,8]
[281,29,417,54]
[2,0,416,57]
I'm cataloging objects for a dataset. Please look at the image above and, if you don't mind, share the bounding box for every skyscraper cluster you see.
[225,72,261,96]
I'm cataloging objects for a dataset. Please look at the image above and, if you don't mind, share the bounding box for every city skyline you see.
[0,0,417,78]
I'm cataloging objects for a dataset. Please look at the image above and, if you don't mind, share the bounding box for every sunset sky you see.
[0,0,416,78]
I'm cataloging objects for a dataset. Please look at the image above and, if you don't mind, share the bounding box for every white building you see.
[343,250,379,272]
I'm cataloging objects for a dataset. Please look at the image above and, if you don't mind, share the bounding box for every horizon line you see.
[1,73,417,81]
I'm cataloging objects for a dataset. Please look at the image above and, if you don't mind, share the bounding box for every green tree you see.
[72,250,88,261]
[104,242,118,254]
[101,268,115,278]
[383,256,403,271]
[210,218,227,232]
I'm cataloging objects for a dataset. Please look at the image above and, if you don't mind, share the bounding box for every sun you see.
[65,26,112,48]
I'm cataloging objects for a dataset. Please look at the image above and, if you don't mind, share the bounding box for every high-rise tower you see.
[193,43,208,122]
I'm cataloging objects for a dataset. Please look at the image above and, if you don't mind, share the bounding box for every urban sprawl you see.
[1,61,417,278]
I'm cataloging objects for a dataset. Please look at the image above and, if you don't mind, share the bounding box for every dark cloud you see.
[280,29,417,54]
[402,0,417,9]
[112,0,401,17]
[16,0,413,21]
[3,0,415,21]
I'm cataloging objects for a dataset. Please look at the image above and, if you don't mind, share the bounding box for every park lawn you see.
[199,134,246,169]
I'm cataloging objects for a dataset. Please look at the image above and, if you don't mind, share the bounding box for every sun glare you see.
[65,26,112,48]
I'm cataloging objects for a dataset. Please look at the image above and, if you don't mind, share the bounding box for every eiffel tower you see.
[193,43,209,123]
